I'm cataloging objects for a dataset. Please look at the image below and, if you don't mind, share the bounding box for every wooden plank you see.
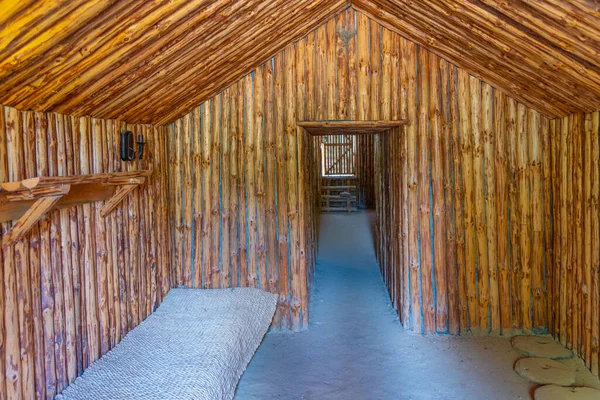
[458,69,479,332]
[494,90,512,333]
[417,47,434,334]
[429,52,447,333]
[274,53,290,328]
[297,120,408,135]
[482,83,499,334]
[99,183,142,218]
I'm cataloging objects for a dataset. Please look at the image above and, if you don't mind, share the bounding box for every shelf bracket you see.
[100,181,142,218]
[2,185,70,247]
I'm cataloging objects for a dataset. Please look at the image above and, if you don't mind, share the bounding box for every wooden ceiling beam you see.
[297,120,408,135]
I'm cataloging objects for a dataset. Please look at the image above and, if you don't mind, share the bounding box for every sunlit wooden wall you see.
[0,105,170,399]
[375,68,552,337]
[166,73,317,332]
[549,112,600,376]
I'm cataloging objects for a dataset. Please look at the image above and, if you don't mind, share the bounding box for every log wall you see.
[548,111,600,376]
[0,105,170,399]
[370,35,554,337]
[166,77,317,331]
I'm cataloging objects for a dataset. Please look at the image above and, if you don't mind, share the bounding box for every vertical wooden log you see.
[106,121,122,344]
[48,113,67,391]
[541,115,553,337]
[296,41,309,327]
[274,53,290,328]
[516,104,532,332]
[430,53,448,333]
[326,20,336,119]
[336,13,348,119]
[417,48,434,333]
[56,114,77,382]
[237,82,248,289]
[126,122,141,330]
[399,38,411,327]
[202,100,213,288]
[583,113,593,364]
[9,108,37,399]
[470,77,489,334]
[529,110,546,332]
[449,65,467,334]
[357,12,370,121]
[405,40,420,332]
[222,89,231,289]
[458,70,479,332]
[507,98,522,331]
[72,115,89,372]
[315,25,326,121]
[173,119,183,287]
[254,70,267,290]
[100,121,116,340]
[571,113,582,350]
[182,113,193,287]
[591,111,600,376]
[494,91,512,333]
[550,119,561,337]
[285,45,301,331]
[347,10,357,121]
[559,115,570,343]
[229,86,240,289]
[244,76,257,289]
[440,59,458,334]
[192,107,202,288]
[23,110,47,396]
[482,83,500,334]
[264,62,278,296]
[3,107,23,399]
[0,105,7,400]
[79,116,99,365]
[211,96,222,289]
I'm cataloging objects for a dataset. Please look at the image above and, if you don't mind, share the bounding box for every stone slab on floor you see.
[535,385,600,400]
[515,357,576,386]
[511,335,573,360]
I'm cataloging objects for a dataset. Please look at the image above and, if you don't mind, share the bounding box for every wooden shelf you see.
[297,120,408,136]
[0,170,152,247]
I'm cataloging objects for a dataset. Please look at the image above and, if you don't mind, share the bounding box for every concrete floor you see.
[234,211,597,400]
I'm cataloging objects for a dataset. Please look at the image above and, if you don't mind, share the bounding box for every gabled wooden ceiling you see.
[353,0,600,118]
[0,1,599,125]
[0,0,349,125]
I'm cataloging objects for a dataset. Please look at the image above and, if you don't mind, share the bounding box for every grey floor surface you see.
[233,211,588,400]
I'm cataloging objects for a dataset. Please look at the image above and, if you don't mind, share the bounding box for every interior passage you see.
[234,211,535,399]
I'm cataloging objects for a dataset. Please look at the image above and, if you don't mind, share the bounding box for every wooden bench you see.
[320,185,357,212]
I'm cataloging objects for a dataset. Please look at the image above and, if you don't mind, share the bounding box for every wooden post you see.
[429,52,448,333]
[494,91,512,333]
[458,70,479,332]
[274,53,290,328]
[182,113,193,287]
[192,106,202,288]
[211,95,222,289]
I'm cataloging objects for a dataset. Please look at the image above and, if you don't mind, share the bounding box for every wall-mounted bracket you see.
[1,170,151,247]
